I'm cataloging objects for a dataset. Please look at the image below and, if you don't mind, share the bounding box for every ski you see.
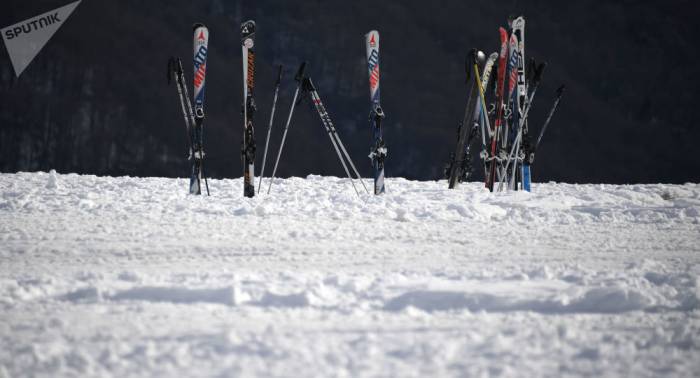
[512,16,526,125]
[191,23,209,195]
[258,64,283,193]
[490,32,519,191]
[167,56,199,194]
[503,33,519,146]
[511,16,528,190]
[447,49,483,189]
[365,30,387,195]
[476,52,498,177]
[241,20,257,198]
[497,32,520,190]
[486,28,509,191]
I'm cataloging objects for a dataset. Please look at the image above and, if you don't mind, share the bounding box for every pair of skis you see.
[167,21,256,197]
[486,24,521,192]
[167,23,210,196]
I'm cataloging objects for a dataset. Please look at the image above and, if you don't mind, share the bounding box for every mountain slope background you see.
[1,0,698,183]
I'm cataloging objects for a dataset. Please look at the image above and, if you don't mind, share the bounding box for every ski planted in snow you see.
[241,20,257,198]
[168,56,202,194]
[476,52,497,178]
[191,23,210,195]
[511,16,528,190]
[447,49,484,189]
[486,28,510,191]
[365,30,386,194]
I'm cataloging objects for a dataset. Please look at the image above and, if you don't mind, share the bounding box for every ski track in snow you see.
[1,171,699,377]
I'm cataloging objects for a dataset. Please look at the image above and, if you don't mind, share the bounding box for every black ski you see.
[447,49,484,189]
[241,20,256,198]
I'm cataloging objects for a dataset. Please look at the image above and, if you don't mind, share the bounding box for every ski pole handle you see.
[275,64,283,86]
[534,62,547,83]
[294,62,307,82]
[556,84,566,96]
[167,57,174,84]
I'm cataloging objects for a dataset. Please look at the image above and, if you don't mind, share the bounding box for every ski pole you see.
[258,64,283,193]
[268,62,306,194]
[535,85,566,150]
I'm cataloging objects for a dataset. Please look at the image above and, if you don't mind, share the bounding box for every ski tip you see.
[476,50,486,64]
[193,23,206,31]
[241,20,256,36]
[556,84,566,94]
[241,20,256,30]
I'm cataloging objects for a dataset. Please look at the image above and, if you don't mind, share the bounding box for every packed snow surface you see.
[1,171,699,377]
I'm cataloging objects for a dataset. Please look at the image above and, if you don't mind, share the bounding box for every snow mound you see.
[383,286,653,314]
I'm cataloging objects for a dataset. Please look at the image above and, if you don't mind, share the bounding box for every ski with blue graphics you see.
[192,23,210,195]
[365,30,386,194]
[241,20,256,198]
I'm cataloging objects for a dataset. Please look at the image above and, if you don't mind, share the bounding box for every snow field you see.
[1,171,699,377]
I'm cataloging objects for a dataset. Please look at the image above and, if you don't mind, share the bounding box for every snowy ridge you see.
[1,171,699,377]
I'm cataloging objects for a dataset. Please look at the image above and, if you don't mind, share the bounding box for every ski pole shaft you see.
[267,63,306,194]
[258,64,283,193]
[535,85,566,150]
[307,85,361,198]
